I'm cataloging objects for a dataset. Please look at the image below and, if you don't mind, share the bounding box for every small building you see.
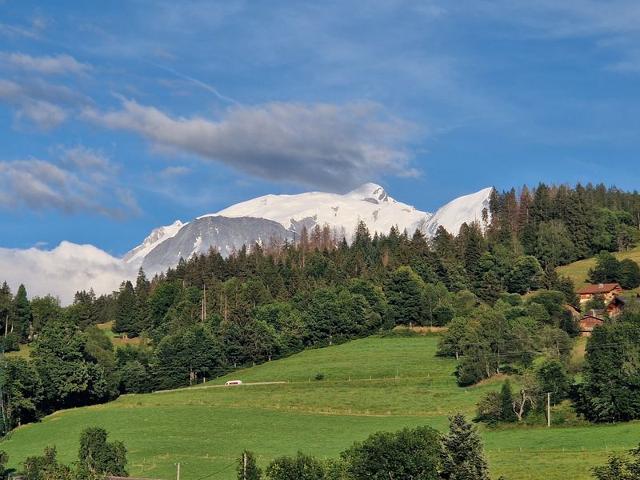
[579,313,605,337]
[577,283,622,304]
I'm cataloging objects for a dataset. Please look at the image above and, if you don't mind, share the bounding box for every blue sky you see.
[2,0,640,255]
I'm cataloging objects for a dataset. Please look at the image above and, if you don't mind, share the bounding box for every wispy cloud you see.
[159,165,191,178]
[0,52,91,75]
[84,99,419,191]
[473,0,640,71]
[0,78,90,129]
[0,146,139,218]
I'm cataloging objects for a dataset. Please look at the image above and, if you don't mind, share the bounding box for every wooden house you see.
[577,283,622,305]
[579,312,605,337]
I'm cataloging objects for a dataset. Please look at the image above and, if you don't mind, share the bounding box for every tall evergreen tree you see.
[384,266,426,326]
[133,269,151,336]
[114,281,136,335]
[500,380,517,422]
[441,414,490,480]
[12,285,31,341]
[237,450,262,480]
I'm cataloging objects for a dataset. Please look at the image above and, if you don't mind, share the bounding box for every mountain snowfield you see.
[125,183,492,275]
[1,183,492,303]
[207,182,430,238]
[422,187,494,237]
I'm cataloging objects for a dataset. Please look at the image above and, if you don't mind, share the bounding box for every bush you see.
[314,373,325,381]
[0,333,19,353]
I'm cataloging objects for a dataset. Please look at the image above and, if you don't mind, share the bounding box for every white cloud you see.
[0,147,139,218]
[0,52,91,75]
[84,99,418,191]
[0,242,135,305]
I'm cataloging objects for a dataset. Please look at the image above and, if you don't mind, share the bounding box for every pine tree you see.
[114,281,136,335]
[461,222,486,277]
[237,450,262,480]
[499,380,517,422]
[384,266,426,326]
[12,284,31,341]
[441,414,490,480]
[133,269,151,336]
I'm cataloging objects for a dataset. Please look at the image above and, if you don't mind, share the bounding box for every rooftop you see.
[577,283,622,295]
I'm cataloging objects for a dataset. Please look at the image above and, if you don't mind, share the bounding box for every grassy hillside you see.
[2,336,640,480]
[557,246,640,289]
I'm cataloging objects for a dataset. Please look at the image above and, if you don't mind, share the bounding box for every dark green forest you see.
[3,182,640,435]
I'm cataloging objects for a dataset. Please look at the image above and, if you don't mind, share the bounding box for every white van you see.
[225,380,243,386]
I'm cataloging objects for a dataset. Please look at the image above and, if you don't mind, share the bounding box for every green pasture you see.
[2,336,639,480]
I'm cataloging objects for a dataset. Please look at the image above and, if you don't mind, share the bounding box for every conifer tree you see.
[441,414,490,480]
[237,450,261,480]
[384,266,426,326]
[12,284,31,341]
[461,222,486,277]
[133,269,151,336]
[500,380,517,422]
[114,281,136,335]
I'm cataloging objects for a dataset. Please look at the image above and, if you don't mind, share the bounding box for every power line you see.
[192,460,237,480]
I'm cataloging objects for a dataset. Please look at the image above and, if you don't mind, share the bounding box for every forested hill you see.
[2,182,640,435]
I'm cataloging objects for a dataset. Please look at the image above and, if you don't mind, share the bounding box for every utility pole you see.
[547,392,551,428]
[176,462,181,480]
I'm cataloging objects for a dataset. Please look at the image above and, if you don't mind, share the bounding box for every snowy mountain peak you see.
[209,182,427,237]
[420,187,493,236]
[347,182,389,202]
[124,219,186,263]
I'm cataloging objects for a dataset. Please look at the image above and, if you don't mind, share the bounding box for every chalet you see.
[577,283,622,304]
[579,312,605,337]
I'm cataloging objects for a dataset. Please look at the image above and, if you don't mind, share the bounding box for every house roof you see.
[577,283,622,295]
[579,315,604,329]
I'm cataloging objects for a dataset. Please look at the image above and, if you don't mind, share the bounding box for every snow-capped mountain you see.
[420,187,493,237]
[123,220,186,264]
[206,182,431,237]
[125,183,494,274]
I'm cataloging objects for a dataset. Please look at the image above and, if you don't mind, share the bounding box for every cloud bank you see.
[84,99,418,191]
[0,242,135,305]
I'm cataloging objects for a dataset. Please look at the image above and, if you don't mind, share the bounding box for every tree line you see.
[3,182,640,433]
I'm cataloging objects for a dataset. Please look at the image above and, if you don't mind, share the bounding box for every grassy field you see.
[557,246,640,289]
[96,321,146,347]
[2,336,640,480]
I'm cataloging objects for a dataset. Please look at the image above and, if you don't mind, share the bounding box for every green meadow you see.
[557,245,640,290]
[3,336,640,480]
